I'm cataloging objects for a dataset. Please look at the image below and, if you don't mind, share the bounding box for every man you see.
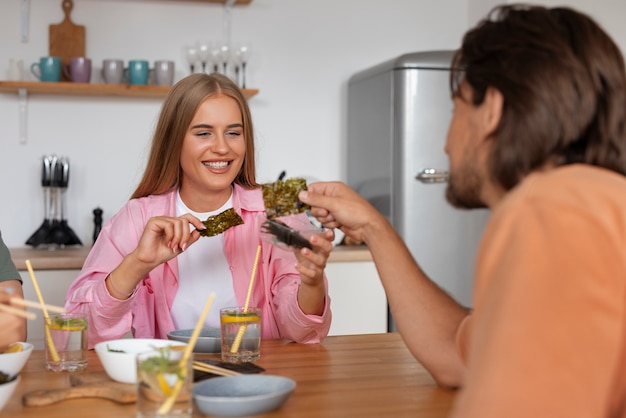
[0,231,27,351]
[299,4,626,417]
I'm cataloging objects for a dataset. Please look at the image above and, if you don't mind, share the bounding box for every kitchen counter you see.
[9,244,372,270]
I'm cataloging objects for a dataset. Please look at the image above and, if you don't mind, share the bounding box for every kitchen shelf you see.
[164,0,252,3]
[0,81,259,100]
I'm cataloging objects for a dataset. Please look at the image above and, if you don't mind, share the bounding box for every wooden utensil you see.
[49,0,85,82]
[22,373,135,406]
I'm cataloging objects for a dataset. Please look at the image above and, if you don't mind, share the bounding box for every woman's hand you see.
[107,214,207,300]
[294,228,335,316]
[131,213,206,269]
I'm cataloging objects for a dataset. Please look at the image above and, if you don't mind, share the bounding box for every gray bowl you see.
[193,375,296,417]
[167,328,221,353]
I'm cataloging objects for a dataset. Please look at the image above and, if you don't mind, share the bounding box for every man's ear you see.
[482,87,503,137]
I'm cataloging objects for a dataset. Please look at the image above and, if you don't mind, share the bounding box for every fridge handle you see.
[415,168,449,183]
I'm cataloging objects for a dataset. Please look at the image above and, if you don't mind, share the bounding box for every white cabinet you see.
[325,261,387,336]
[18,269,78,349]
[16,259,388,348]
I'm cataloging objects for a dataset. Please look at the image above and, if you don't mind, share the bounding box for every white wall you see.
[1,0,625,248]
[0,0,468,247]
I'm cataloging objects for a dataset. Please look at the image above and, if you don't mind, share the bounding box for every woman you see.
[66,73,333,348]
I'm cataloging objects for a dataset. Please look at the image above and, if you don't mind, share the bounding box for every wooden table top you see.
[3,332,456,417]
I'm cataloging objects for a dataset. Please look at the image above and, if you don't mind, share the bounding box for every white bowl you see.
[167,328,221,353]
[94,338,187,384]
[193,375,296,417]
[0,342,33,378]
[0,376,20,411]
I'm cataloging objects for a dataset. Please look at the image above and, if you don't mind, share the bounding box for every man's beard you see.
[445,164,487,209]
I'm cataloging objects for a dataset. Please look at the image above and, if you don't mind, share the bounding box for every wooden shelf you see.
[157,0,252,3]
[0,81,259,100]
[167,0,252,3]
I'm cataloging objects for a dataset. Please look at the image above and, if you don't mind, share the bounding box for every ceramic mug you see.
[31,56,62,82]
[63,57,92,83]
[126,60,149,85]
[101,59,124,84]
[7,59,24,81]
[154,60,175,86]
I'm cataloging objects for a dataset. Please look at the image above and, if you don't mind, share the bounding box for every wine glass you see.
[185,45,198,74]
[238,43,250,88]
[210,44,220,73]
[218,44,230,75]
[197,40,211,73]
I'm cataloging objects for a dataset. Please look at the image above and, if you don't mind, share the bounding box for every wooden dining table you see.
[3,332,456,417]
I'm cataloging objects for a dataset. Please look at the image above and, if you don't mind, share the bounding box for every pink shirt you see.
[65,184,331,348]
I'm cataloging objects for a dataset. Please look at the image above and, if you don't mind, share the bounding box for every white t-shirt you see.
[170,190,238,330]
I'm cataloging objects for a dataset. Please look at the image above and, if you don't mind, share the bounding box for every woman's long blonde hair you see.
[131,73,257,199]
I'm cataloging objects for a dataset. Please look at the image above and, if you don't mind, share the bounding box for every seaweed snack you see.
[198,208,244,237]
[261,177,311,219]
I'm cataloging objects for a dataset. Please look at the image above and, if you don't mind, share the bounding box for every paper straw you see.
[243,245,262,311]
[158,292,215,416]
[25,260,59,362]
[230,245,262,354]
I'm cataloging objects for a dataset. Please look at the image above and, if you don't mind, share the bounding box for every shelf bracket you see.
[20,0,30,43]
[18,88,28,144]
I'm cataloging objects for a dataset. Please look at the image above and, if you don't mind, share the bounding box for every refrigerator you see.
[346,50,490,330]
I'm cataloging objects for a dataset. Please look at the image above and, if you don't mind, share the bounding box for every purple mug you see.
[63,57,92,83]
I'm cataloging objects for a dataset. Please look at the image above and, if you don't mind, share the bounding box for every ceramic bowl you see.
[193,375,296,417]
[0,376,20,411]
[0,342,33,378]
[94,338,187,384]
[167,328,221,353]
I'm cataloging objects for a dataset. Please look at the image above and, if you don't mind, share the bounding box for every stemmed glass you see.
[210,45,220,73]
[197,40,211,73]
[185,45,198,74]
[238,44,250,88]
[218,44,230,75]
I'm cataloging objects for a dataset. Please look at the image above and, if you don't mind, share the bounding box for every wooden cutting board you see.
[49,0,85,81]
[22,373,135,406]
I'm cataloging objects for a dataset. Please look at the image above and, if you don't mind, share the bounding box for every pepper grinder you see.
[93,207,103,244]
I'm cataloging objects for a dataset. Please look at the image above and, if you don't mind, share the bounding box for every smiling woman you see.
[63,73,336,349]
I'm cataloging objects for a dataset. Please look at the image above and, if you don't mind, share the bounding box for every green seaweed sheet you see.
[261,177,311,219]
[198,208,244,237]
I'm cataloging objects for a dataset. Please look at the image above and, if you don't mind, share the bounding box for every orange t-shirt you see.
[451,165,626,418]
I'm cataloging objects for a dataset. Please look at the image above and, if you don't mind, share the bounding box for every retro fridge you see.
[346,50,490,330]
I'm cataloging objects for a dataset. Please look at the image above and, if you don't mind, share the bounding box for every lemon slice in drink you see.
[4,343,23,353]
[157,373,172,396]
[48,317,88,331]
[221,313,261,324]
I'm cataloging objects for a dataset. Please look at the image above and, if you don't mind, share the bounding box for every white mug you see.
[7,59,24,81]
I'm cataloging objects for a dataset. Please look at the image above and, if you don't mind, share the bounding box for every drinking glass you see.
[220,307,261,363]
[136,347,193,418]
[185,45,198,74]
[197,40,211,74]
[218,44,230,75]
[238,43,250,88]
[45,313,88,372]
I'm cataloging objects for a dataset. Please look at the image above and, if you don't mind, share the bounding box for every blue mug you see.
[126,60,149,85]
[30,56,62,82]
